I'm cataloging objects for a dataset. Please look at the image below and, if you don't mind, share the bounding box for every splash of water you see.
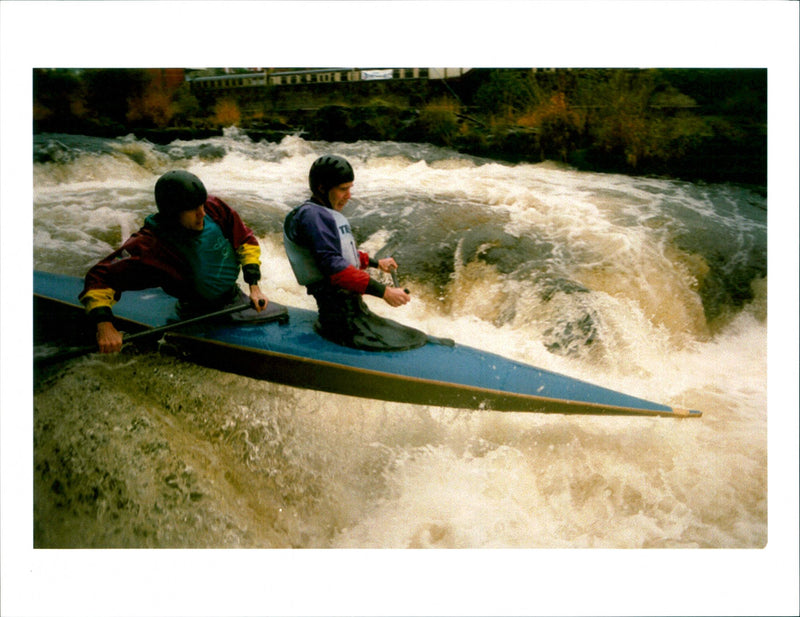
[32,132,766,550]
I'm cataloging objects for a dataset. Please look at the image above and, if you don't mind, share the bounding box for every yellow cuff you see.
[237,242,261,267]
[80,288,117,313]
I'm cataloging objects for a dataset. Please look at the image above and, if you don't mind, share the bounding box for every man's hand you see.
[383,286,410,307]
[249,284,269,312]
[96,321,123,354]
[377,257,398,274]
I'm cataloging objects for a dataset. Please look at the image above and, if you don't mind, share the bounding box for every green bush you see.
[418,109,459,145]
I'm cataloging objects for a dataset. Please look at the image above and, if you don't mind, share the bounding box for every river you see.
[27,128,772,605]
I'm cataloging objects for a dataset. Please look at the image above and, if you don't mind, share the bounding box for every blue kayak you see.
[33,270,701,418]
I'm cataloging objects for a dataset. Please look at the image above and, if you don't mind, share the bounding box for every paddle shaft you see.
[390,270,410,294]
[35,300,256,367]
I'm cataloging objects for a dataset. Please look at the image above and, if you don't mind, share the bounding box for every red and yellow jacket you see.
[79,196,261,323]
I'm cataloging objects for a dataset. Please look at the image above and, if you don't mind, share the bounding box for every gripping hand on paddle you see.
[96,320,124,354]
[377,258,410,307]
[383,286,410,307]
[376,257,398,274]
[249,284,269,312]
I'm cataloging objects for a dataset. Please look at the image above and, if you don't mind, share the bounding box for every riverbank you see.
[36,116,767,191]
[33,68,767,188]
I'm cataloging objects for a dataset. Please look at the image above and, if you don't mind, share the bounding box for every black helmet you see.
[155,170,207,216]
[309,155,354,197]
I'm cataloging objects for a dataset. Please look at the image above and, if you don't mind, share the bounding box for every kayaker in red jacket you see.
[283,155,429,351]
[80,170,270,354]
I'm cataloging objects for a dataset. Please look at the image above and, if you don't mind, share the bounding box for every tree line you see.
[33,68,766,185]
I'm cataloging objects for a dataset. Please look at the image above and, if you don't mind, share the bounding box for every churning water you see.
[31,129,768,553]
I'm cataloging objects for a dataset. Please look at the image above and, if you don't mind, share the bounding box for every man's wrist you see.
[366,278,387,298]
[242,263,261,285]
[88,306,114,325]
[96,320,116,333]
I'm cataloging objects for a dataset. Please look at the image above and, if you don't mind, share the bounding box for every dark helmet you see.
[309,155,354,197]
[154,170,207,216]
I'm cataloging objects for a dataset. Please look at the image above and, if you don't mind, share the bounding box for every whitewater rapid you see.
[29,131,769,560]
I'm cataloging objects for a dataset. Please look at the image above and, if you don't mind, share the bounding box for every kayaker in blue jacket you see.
[283,155,429,351]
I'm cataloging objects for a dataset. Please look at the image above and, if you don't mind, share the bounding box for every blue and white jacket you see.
[283,199,386,297]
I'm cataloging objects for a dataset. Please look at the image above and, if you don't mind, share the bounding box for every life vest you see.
[150,214,240,301]
[283,201,359,286]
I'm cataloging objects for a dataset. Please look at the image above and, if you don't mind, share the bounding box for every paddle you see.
[390,266,454,348]
[35,300,260,368]
[390,269,410,294]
